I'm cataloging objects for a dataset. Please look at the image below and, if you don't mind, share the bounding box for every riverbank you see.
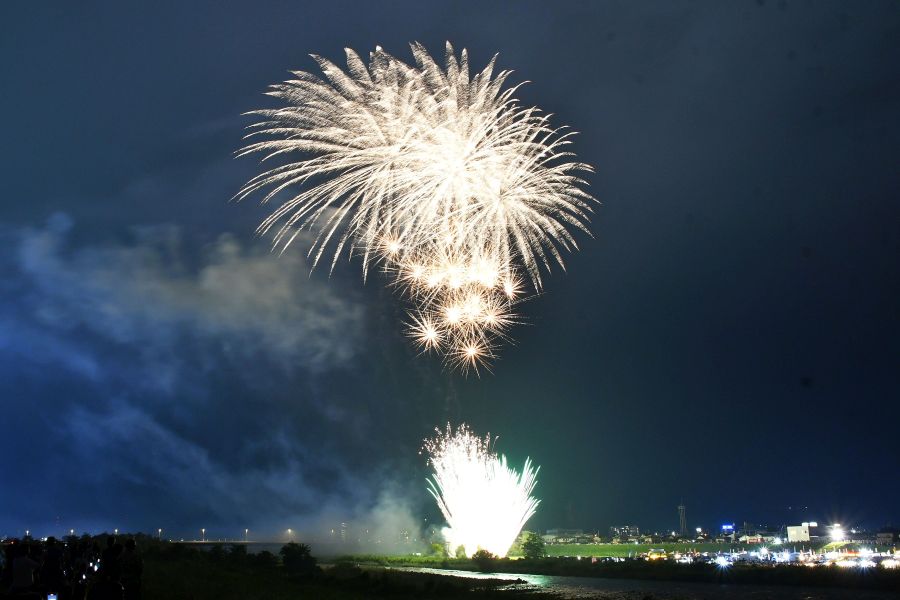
[339,555,900,592]
[141,547,554,599]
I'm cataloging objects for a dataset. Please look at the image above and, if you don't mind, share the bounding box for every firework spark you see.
[423,424,539,557]
[238,42,594,370]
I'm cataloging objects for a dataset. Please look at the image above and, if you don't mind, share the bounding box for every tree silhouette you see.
[471,549,497,571]
[522,532,546,560]
[228,543,247,566]
[279,542,318,578]
[252,550,278,568]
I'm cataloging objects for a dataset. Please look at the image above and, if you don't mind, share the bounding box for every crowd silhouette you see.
[0,535,142,600]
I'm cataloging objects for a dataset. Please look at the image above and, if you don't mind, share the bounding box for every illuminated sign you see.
[721,524,735,531]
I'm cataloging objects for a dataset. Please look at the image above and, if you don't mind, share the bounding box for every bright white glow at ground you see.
[423,424,539,557]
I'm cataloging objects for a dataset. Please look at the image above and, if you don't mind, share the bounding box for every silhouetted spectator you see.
[41,536,66,593]
[101,536,123,579]
[89,574,124,600]
[70,541,92,600]
[9,542,40,594]
[120,539,142,600]
[0,543,11,590]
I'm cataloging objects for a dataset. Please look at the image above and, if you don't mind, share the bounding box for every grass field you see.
[540,542,775,557]
[339,541,806,564]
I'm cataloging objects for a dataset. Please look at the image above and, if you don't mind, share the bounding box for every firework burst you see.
[238,42,594,371]
[423,423,539,558]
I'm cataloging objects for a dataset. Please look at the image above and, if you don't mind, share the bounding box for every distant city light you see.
[836,558,855,568]
[830,524,844,541]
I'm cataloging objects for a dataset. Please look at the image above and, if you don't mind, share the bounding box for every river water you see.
[391,566,897,599]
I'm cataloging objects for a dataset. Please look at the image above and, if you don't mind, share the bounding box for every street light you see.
[158,528,162,540]
[244,528,249,542]
[287,528,293,541]
[201,528,206,542]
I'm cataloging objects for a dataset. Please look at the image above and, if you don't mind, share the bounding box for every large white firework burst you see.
[423,423,539,558]
[237,42,594,372]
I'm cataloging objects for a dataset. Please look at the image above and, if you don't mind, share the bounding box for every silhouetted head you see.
[47,536,57,547]
[125,538,136,551]
[106,535,116,548]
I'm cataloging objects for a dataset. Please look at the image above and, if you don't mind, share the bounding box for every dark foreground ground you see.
[6,537,895,600]
[142,548,549,600]
[141,550,900,600]
[0,538,547,600]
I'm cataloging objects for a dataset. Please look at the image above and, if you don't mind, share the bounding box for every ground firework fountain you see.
[423,424,539,557]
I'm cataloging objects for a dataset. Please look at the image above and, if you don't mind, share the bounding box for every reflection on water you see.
[393,566,898,600]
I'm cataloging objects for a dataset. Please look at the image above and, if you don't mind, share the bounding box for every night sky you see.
[2,1,898,541]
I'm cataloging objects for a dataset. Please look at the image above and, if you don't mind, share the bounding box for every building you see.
[719,523,736,542]
[739,534,766,544]
[876,529,899,547]
[609,525,640,541]
[544,528,584,544]
[787,522,820,543]
[787,524,810,543]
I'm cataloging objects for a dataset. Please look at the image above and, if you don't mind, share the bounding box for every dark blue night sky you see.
[1,1,898,540]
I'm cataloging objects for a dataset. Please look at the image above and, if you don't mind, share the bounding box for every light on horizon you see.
[830,524,844,541]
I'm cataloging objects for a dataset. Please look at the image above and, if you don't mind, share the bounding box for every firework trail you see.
[422,423,539,557]
[238,42,594,371]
